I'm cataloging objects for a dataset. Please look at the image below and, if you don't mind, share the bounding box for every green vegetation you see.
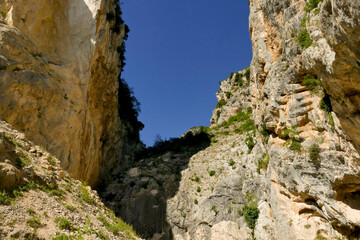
[228,159,235,166]
[48,156,57,166]
[260,123,272,139]
[244,67,251,85]
[78,183,94,204]
[226,92,232,99]
[137,128,211,159]
[52,233,70,240]
[27,217,41,228]
[65,205,77,212]
[0,10,8,15]
[257,153,270,174]
[55,217,73,231]
[27,208,36,216]
[298,28,312,49]
[191,176,200,182]
[245,135,256,153]
[210,205,219,214]
[97,214,139,238]
[290,140,302,152]
[208,170,216,176]
[214,107,253,130]
[302,74,321,91]
[194,199,198,204]
[319,92,335,130]
[234,72,244,87]
[304,0,322,12]
[238,202,259,238]
[281,126,302,152]
[0,191,10,205]
[229,72,235,79]
[216,99,227,108]
[196,186,201,193]
[309,144,320,160]
[315,234,327,240]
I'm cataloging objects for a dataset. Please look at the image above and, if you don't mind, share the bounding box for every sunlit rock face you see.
[0,0,137,186]
[104,1,360,239]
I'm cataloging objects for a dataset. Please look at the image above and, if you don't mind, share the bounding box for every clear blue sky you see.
[121,0,252,146]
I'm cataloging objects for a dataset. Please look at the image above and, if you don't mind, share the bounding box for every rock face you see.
[0,0,139,186]
[106,1,360,239]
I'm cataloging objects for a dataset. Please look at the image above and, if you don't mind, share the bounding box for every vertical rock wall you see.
[0,0,137,186]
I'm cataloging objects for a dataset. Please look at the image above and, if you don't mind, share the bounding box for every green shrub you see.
[226,92,232,99]
[234,72,244,86]
[78,184,94,204]
[48,156,57,166]
[194,199,198,204]
[208,170,216,176]
[196,186,201,192]
[309,144,320,160]
[52,233,69,240]
[304,0,322,12]
[228,159,235,166]
[260,123,272,138]
[290,140,302,152]
[297,29,312,49]
[27,217,41,228]
[319,95,332,112]
[0,191,10,205]
[328,112,335,130]
[216,99,227,108]
[244,68,251,85]
[27,208,36,216]
[229,72,235,79]
[55,217,72,230]
[98,215,138,237]
[257,154,270,174]
[242,205,259,230]
[210,205,219,214]
[65,205,77,212]
[245,135,256,153]
[191,176,200,182]
[281,126,300,139]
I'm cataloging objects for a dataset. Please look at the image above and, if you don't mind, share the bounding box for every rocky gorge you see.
[1,0,360,239]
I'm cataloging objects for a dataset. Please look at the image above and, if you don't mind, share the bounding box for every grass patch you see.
[302,74,321,91]
[208,170,216,176]
[78,183,94,204]
[194,199,198,205]
[228,158,235,166]
[216,99,227,108]
[304,0,322,12]
[257,153,270,174]
[27,217,41,228]
[226,92,232,99]
[309,144,320,160]
[298,28,312,49]
[290,139,302,152]
[234,72,244,86]
[245,67,251,85]
[48,156,57,166]
[245,135,256,153]
[65,205,77,212]
[196,186,201,193]
[55,217,73,231]
[98,214,139,238]
[0,191,11,205]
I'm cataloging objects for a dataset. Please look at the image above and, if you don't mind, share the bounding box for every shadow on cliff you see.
[99,130,211,240]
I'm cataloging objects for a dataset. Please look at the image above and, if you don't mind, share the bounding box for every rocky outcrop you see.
[0,0,139,186]
[0,120,141,239]
[107,0,360,239]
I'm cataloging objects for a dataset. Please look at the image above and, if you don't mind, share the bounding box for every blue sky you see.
[121,0,252,146]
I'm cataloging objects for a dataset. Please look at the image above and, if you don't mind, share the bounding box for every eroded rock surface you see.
[107,1,360,239]
[0,0,139,186]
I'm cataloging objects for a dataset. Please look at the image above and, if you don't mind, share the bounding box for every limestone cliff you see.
[104,1,360,239]
[0,0,141,186]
